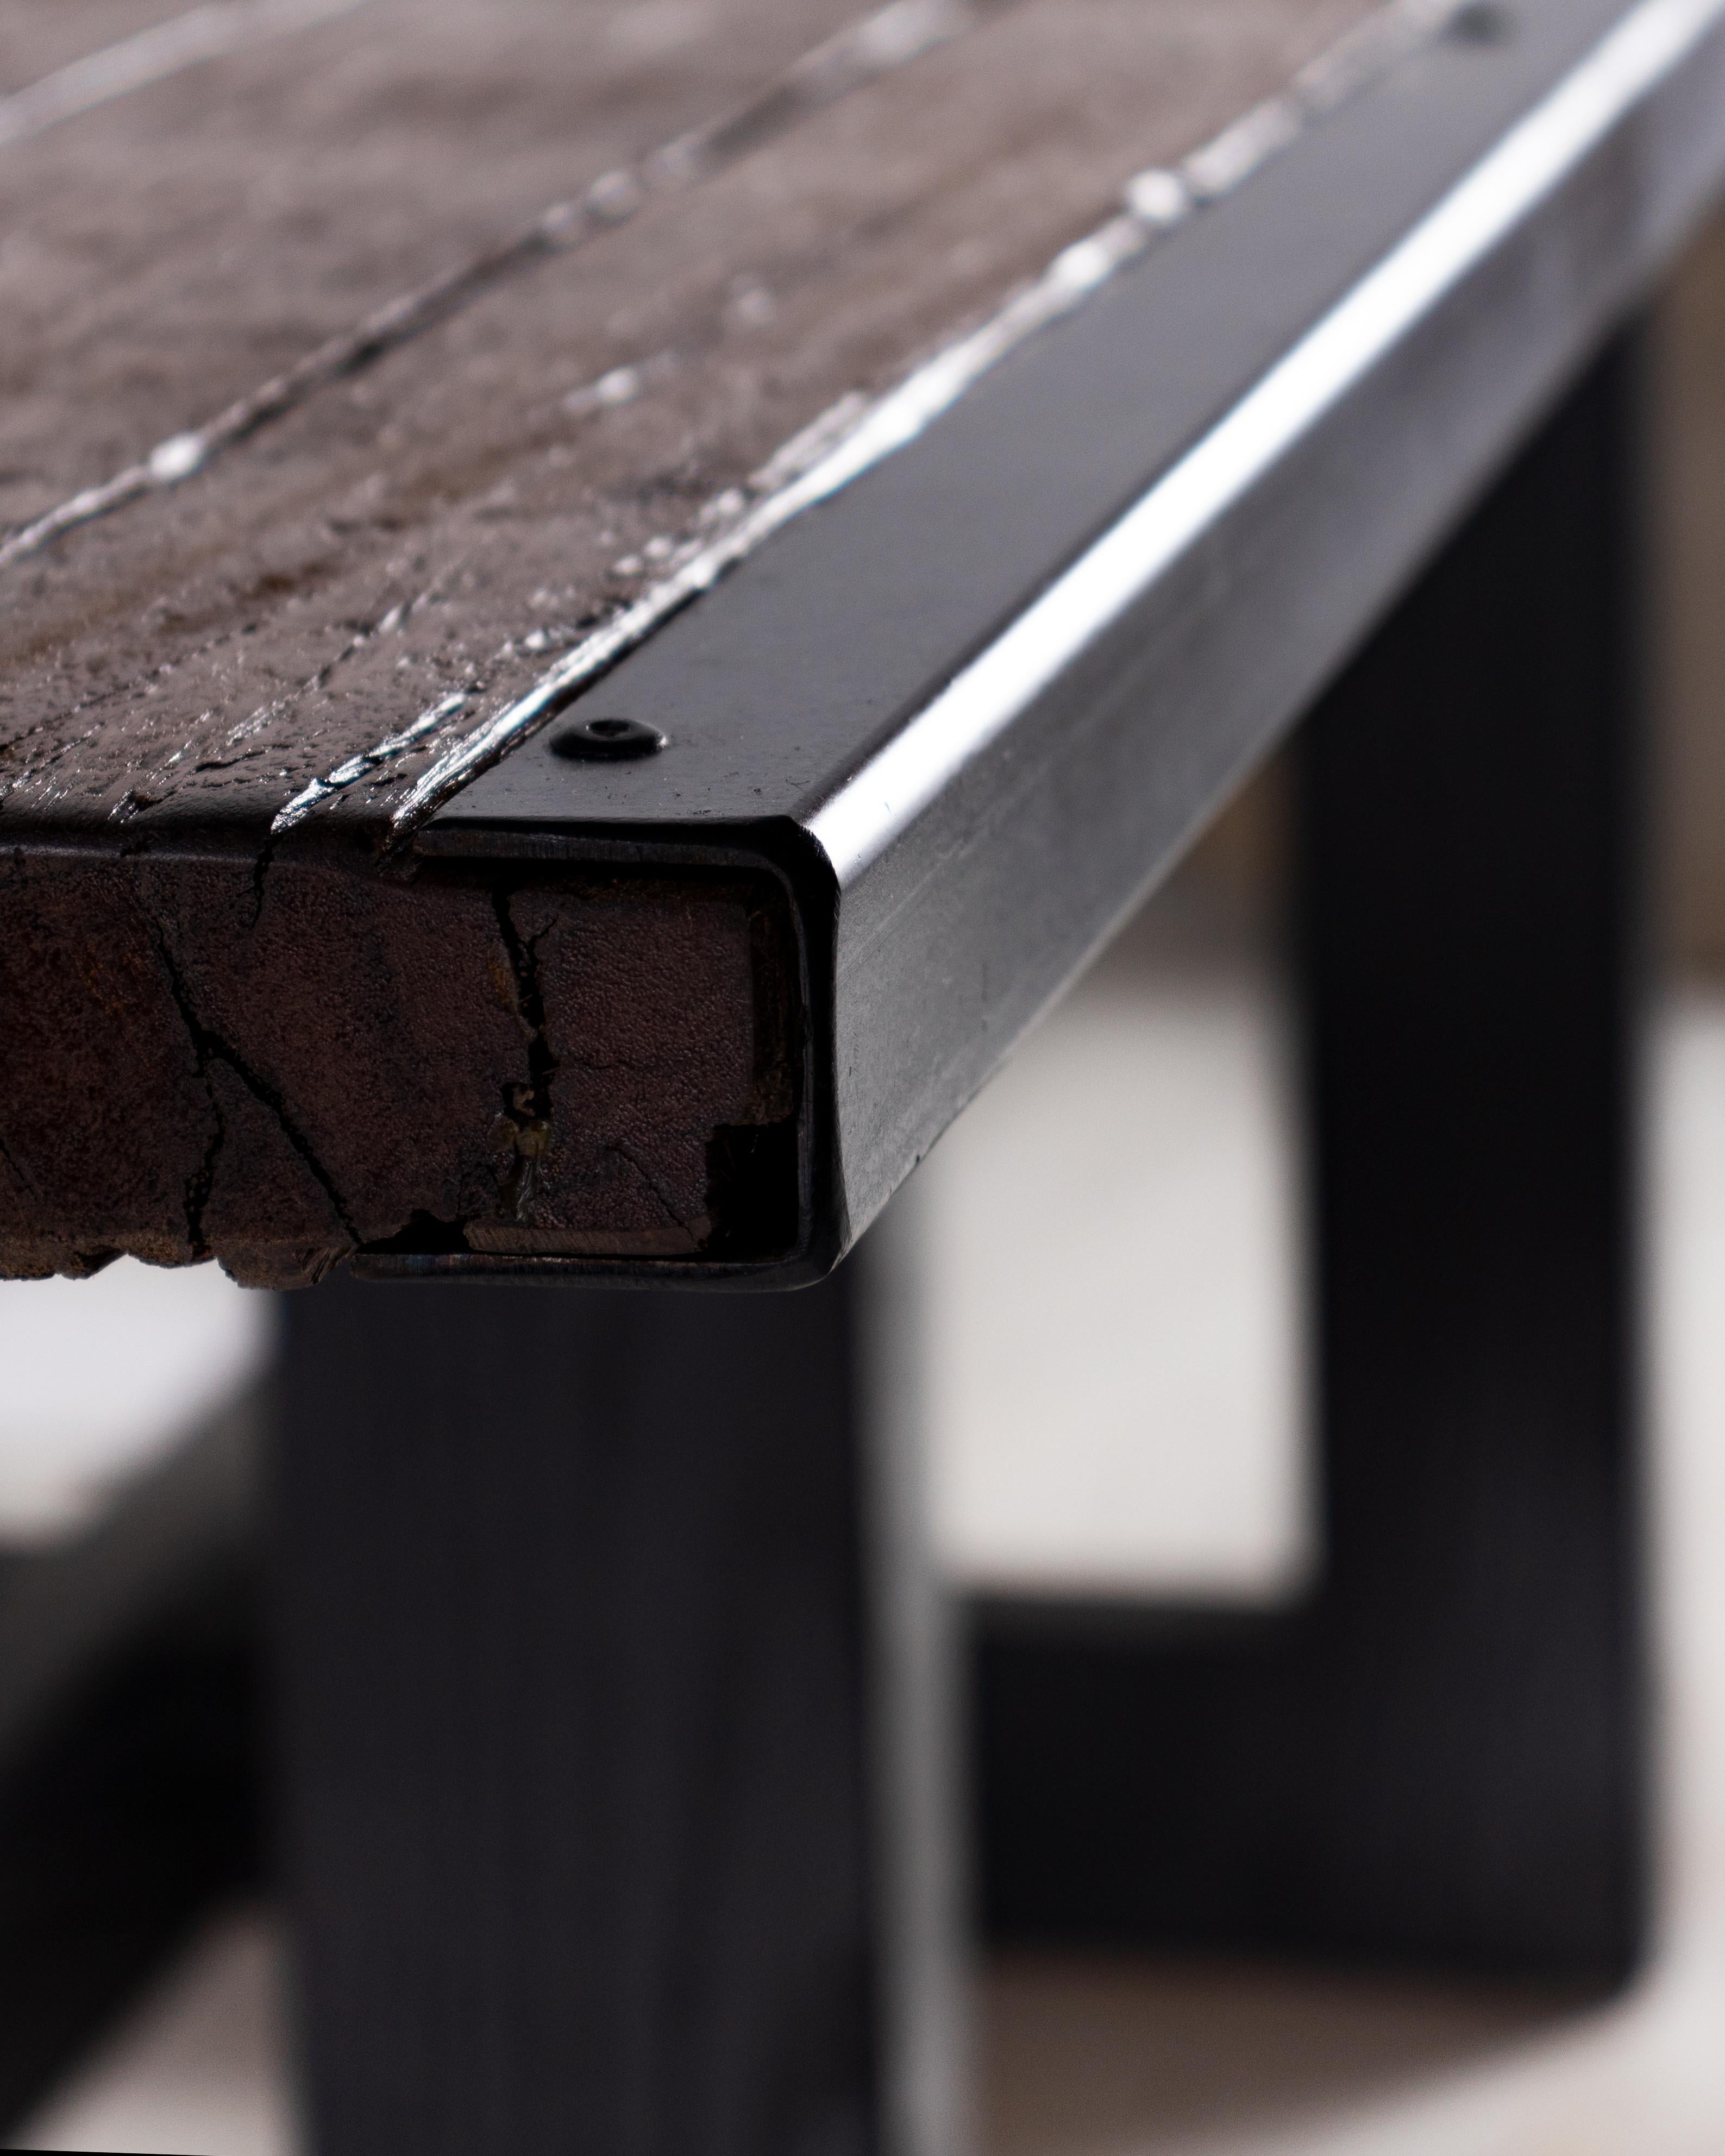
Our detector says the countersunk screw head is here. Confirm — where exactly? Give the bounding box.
[550,714,667,761]
[1448,1,1514,45]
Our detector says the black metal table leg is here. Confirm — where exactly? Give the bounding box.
[274,1217,959,2156]
[977,328,1648,1981]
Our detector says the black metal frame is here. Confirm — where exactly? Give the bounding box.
[977,331,1647,1982]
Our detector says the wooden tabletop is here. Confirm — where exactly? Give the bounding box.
[2,0,1718,1289]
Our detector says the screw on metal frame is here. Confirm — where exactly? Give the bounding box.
[549,715,667,760]
[1449,2,1515,45]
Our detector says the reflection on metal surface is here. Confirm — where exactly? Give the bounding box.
[807,0,1725,884]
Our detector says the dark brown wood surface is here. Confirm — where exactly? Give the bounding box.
[0,0,1373,1281]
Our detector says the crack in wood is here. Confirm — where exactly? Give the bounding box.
[148,928,362,1261]
[488,889,562,1222]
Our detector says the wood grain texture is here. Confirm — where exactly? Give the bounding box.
[0,0,1373,1277]
[0,853,799,1285]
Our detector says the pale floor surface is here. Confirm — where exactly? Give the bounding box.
[0,1260,269,1546]
[922,942,1311,1602]
[12,988,1725,2156]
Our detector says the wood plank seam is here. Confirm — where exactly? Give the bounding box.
[0,0,1001,580]
[0,0,373,150]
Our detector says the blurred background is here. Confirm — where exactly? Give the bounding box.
[7,67,1725,2156]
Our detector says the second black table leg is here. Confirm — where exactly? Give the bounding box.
[976,328,1648,1981]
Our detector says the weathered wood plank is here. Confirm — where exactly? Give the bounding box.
[0,851,798,1285]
